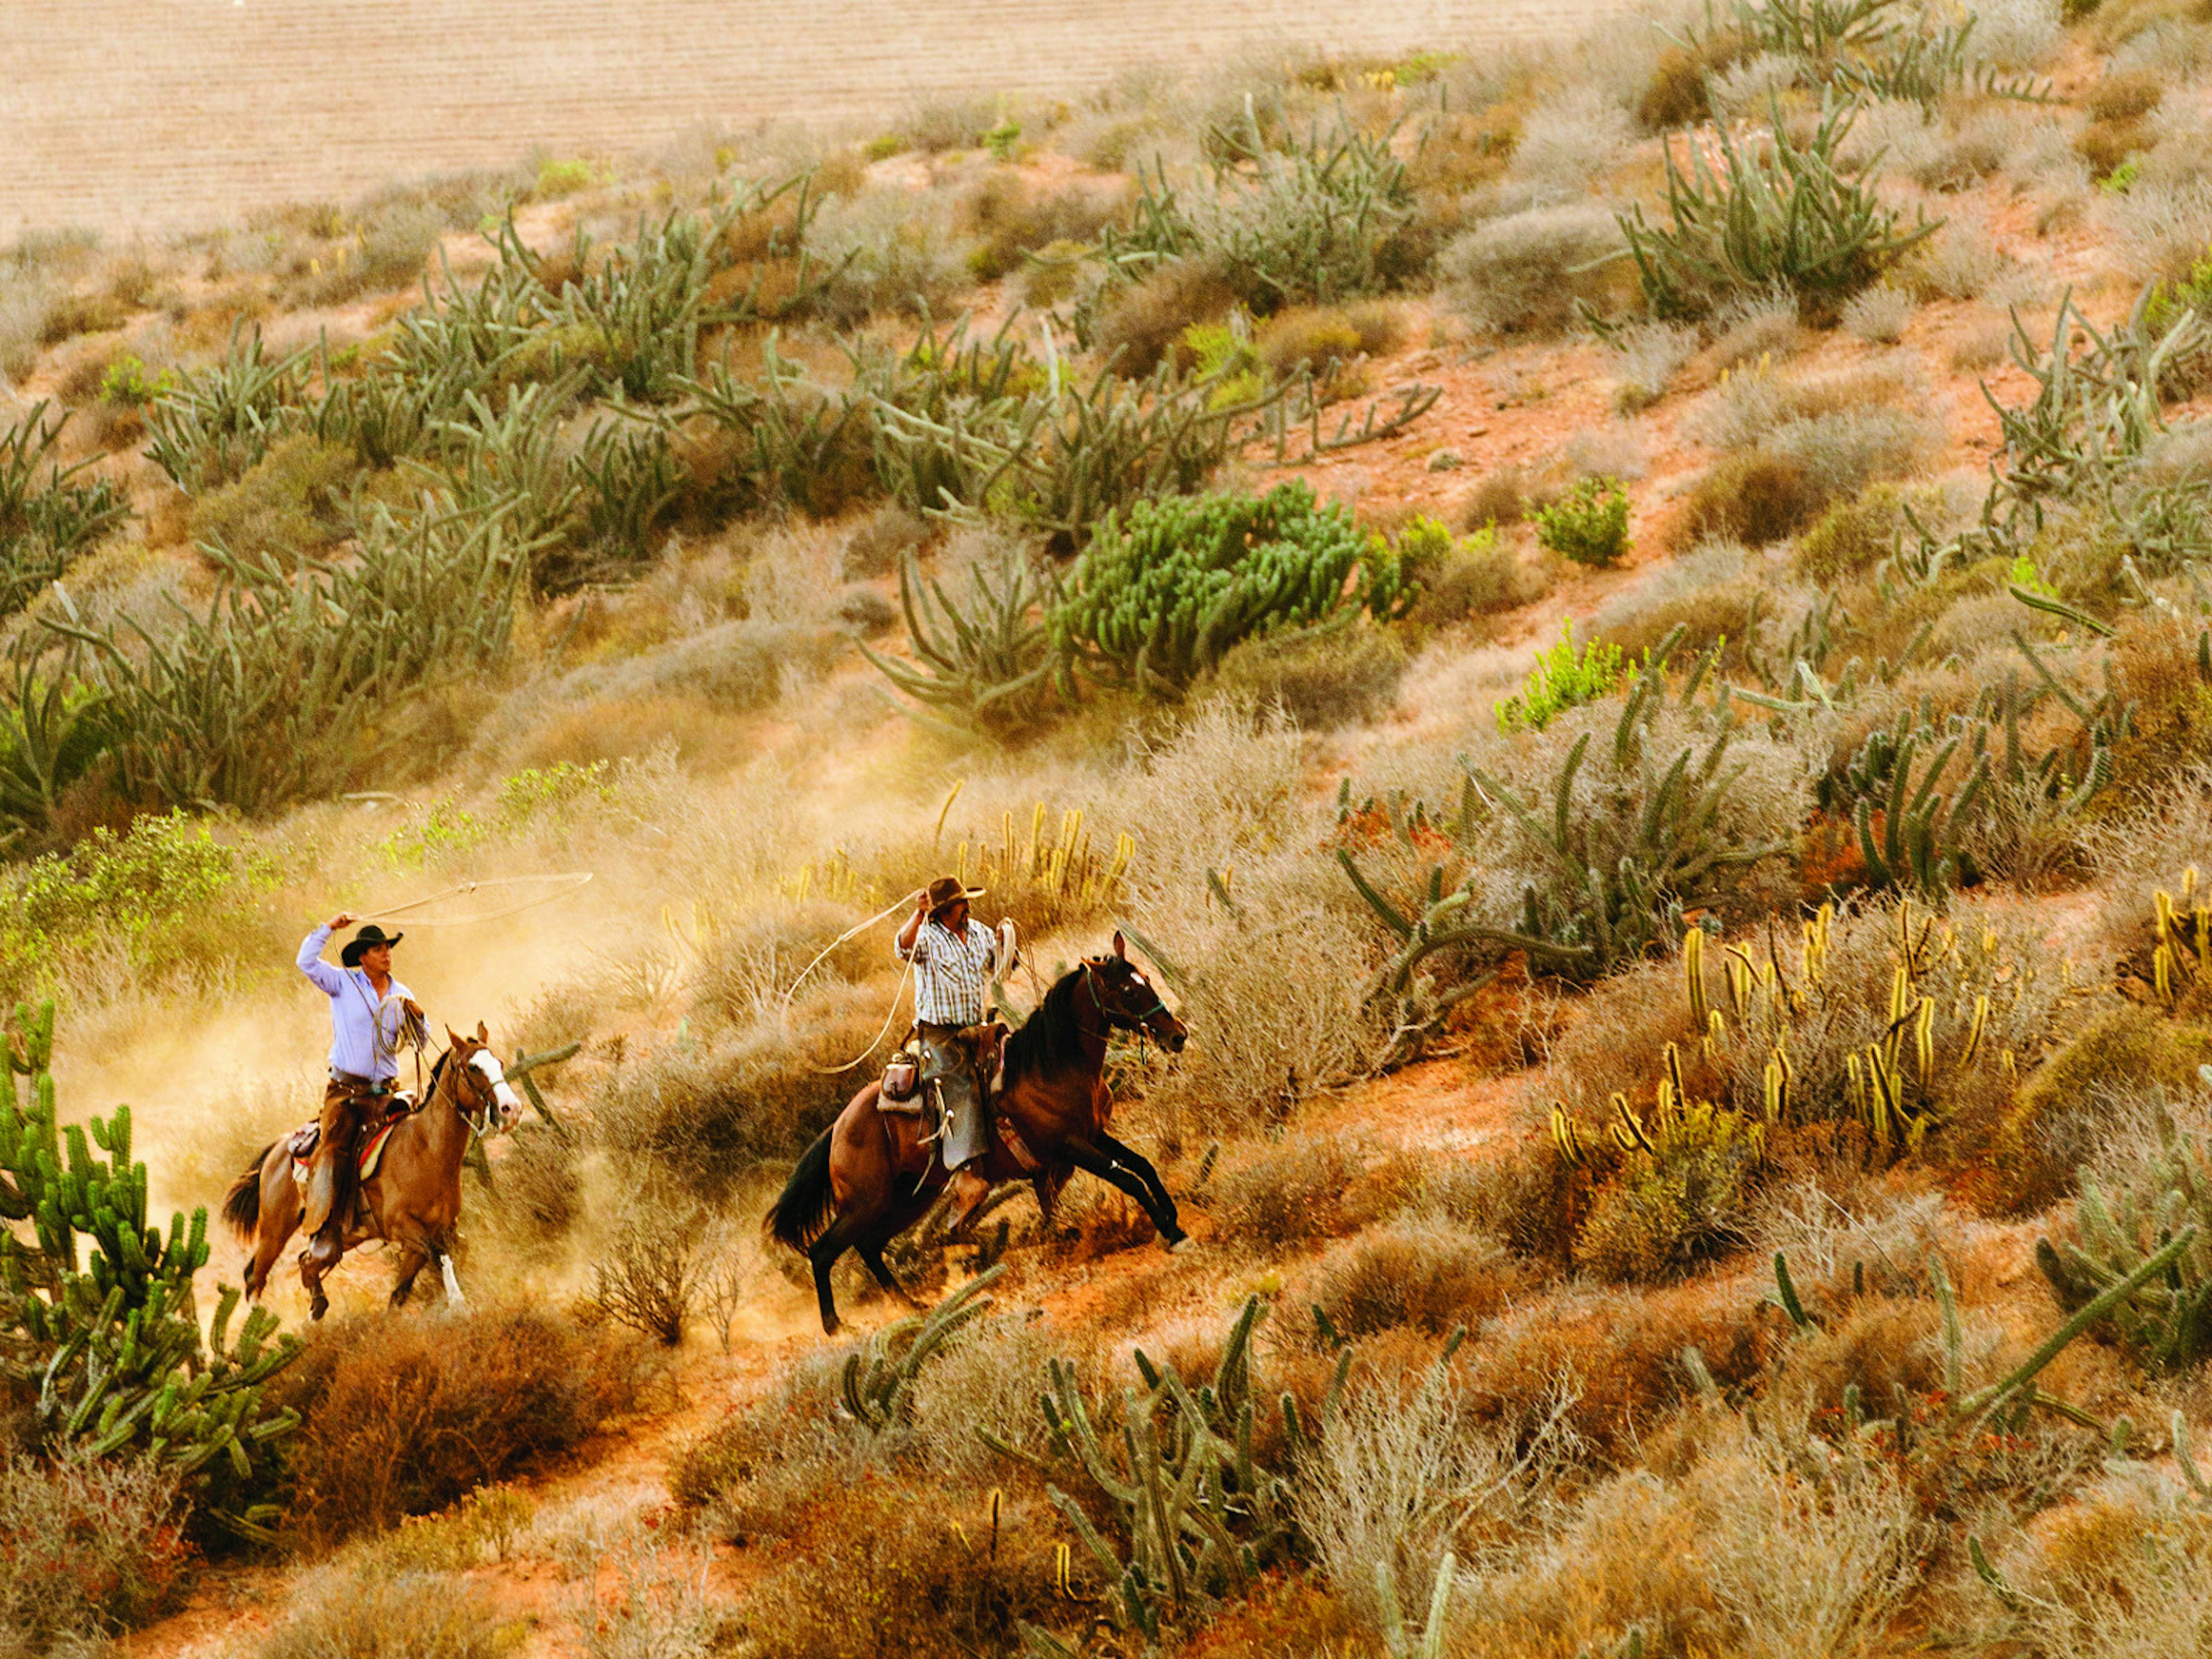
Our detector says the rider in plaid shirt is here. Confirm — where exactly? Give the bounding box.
[895,876,1016,1209]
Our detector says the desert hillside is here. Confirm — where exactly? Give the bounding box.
[6,2,2212,1657]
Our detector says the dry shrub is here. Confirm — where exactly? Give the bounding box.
[1440,203,1633,335]
[1689,1432,1924,1658]
[741,1483,1086,1659]
[256,1563,519,1659]
[961,170,1128,281]
[1408,535,1550,632]
[668,1350,861,1537]
[570,1535,725,1659]
[1303,1218,1524,1343]
[1596,561,1763,666]
[1457,1467,1718,1658]
[1295,1363,1577,1636]
[187,435,362,566]
[840,502,931,578]
[267,1308,644,1545]
[1576,1121,1759,1284]
[907,1313,1063,1480]
[2088,67,2164,125]
[1092,259,1241,374]
[1791,481,1928,582]
[0,1455,191,1649]
[1209,625,1408,729]
[1988,1004,2212,1213]
[476,1122,581,1256]
[589,1207,702,1344]
[1679,453,1821,547]
[1463,1279,1774,1454]
[1255,301,1404,386]
[1638,32,1746,130]
[590,986,885,1185]
[1999,1467,2212,1658]
[2101,616,2212,801]
[1457,467,1528,529]
[1213,1132,1366,1251]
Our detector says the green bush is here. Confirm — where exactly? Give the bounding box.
[1392,516,1545,629]
[1495,620,1633,733]
[0,812,278,997]
[1051,482,1410,696]
[1577,1102,1759,1281]
[186,435,359,566]
[1532,475,1631,567]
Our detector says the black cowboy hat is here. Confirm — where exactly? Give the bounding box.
[924,874,986,916]
[342,923,404,967]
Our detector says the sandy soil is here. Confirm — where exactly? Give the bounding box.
[3,0,1636,241]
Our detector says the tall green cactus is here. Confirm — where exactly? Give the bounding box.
[991,1296,1346,1649]
[839,1266,1003,1431]
[0,1001,300,1537]
[2036,1108,2212,1372]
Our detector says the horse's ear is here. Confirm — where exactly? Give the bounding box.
[446,1025,461,1047]
[1112,930,1127,960]
[475,1020,489,1044]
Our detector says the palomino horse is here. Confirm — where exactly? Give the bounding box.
[767,933,1188,1334]
[221,1025,521,1319]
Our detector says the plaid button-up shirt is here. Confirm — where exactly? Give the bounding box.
[897,916,998,1027]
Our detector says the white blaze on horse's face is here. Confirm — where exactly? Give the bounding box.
[470,1048,523,1130]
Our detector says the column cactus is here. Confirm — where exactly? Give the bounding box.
[988,1296,1347,1649]
[0,1001,301,1538]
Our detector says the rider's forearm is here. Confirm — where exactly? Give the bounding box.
[894,903,926,957]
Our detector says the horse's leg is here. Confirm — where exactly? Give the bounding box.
[1095,1133,1181,1240]
[389,1243,431,1308]
[248,1159,300,1301]
[807,1210,867,1336]
[855,1226,926,1312]
[1062,1135,1189,1249]
[435,1244,467,1308]
[1032,1164,1071,1237]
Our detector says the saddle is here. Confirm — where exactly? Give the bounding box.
[877,1025,1039,1172]
[288,1094,416,1189]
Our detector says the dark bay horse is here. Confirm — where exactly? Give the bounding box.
[221,1025,522,1319]
[767,933,1188,1333]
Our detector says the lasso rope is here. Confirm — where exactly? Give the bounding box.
[776,890,924,1075]
[358,873,596,927]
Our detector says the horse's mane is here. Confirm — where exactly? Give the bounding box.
[1001,965,1091,1086]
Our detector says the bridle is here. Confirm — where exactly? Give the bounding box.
[436,1046,505,1139]
[1081,959,1175,1045]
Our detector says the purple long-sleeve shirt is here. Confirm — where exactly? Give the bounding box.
[298,924,419,1081]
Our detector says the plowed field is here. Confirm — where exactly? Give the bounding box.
[3,0,1627,238]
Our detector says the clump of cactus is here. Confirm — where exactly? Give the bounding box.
[858,544,1060,736]
[1618,96,1940,324]
[0,1001,301,1539]
[47,491,540,813]
[0,403,130,618]
[1051,482,1410,698]
[1340,630,1789,1031]
[839,1267,1002,1432]
[986,1296,1347,1652]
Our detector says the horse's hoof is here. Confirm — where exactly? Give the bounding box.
[1166,1235,1196,1256]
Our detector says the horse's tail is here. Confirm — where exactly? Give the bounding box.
[221,1142,276,1240]
[765,1128,835,1255]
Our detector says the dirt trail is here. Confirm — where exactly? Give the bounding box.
[5,0,1638,241]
